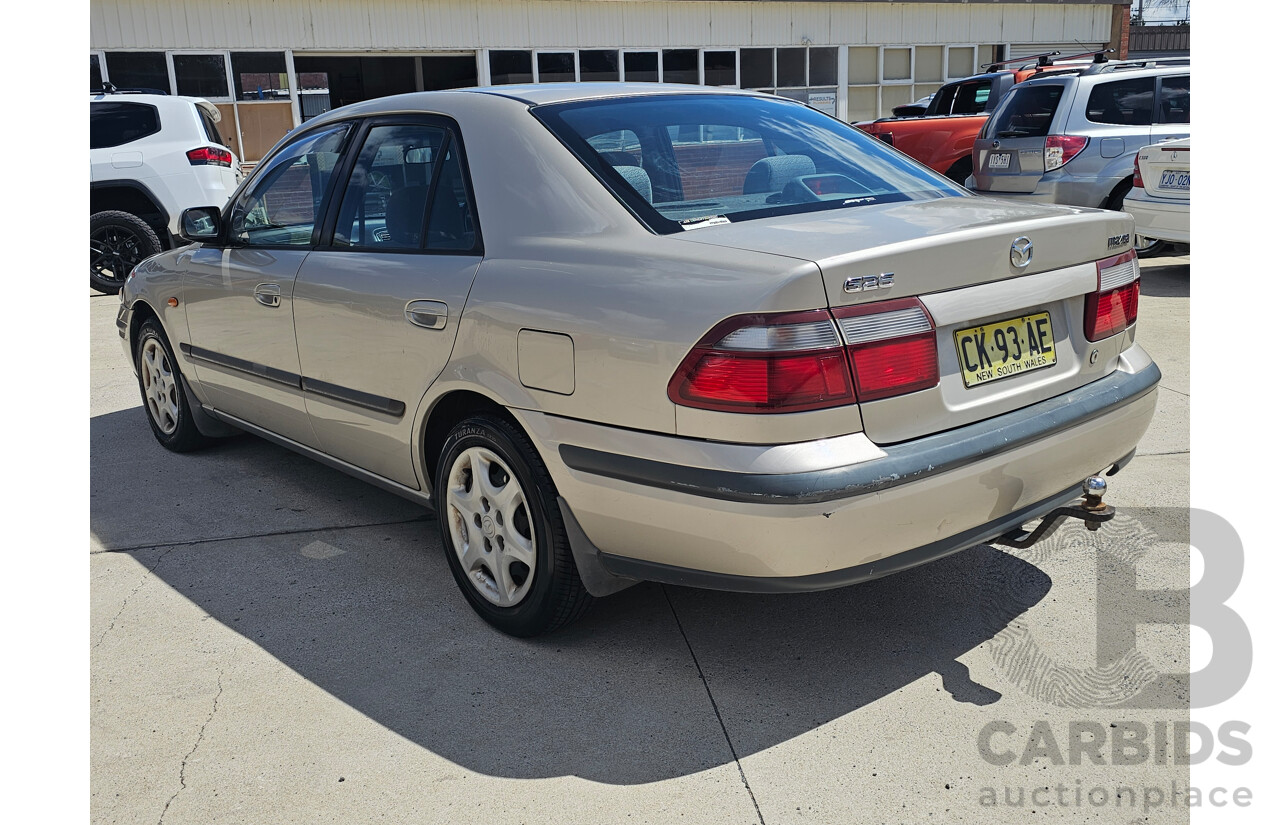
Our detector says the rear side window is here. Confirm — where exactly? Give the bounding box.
[1158,74,1190,124]
[988,84,1064,138]
[952,81,992,115]
[90,102,161,148]
[1086,77,1155,126]
[198,109,227,148]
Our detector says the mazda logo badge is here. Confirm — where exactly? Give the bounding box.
[1010,236,1033,268]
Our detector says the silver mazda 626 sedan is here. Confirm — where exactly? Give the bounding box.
[118,84,1159,636]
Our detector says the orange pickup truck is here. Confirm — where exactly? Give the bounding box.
[855,54,1097,184]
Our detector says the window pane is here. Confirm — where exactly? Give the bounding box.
[231,52,288,100]
[915,46,943,83]
[952,81,992,115]
[1086,77,1155,126]
[662,49,699,84]
[579,50,619,82]
[776,48,806,87]
[623,52,658,83]
[489,51,533,85]
[1158,75,1189,124]
[948,47,975,79]
[230,124,351,246]
[334,124,445,249]
[174,54,229,99]
[883,48,911,82]
[809,48,837,87]
[991,84,1066,138]
[847,86,877,122]
[104,52,168,93]
[740,49,773,89]
[421,55,478,91]
[848,47,878,85]
[703,51,736,87]
[426,145,477,251]
[91,55,103,91]
[198,109,227,147]
[90,102,160,149]
[537,52,575,83]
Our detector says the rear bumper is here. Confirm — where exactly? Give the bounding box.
[970,172,1117,209]
[1122,196,1190,243]
[518,348,1160,591]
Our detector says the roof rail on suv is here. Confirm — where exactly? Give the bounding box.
[1083,57,1191,74]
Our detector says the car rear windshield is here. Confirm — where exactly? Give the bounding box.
[535,94,965,233]
[987,84,1065,139]
[90,101,161,148]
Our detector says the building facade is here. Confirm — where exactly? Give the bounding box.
[90,0,1130,163]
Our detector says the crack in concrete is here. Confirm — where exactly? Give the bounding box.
[90,514,433,556]
[93,546,176,650]
[662,586,767,825]
[157,672,223,825]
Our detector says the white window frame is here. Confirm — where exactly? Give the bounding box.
[621,50,662,83]
[532,49,579,83]
[698,47,740,88]
[944,44,980,81]
[91,50,107,87]
[576,48,622,83]
[167,49,235,102]
[879,45,915,86]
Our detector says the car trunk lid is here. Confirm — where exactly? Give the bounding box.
[1137,139,1190,200]
[674,197,1139,444]
[970,82,1069,193]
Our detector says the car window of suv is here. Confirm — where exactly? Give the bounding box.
[333,124,447,250]
[90,102,161,149]
[198,109,227,148]
[228,123,351,246]
[1157,74,1189,124]
[1085,77,1155,126]
[988,84,1065,138]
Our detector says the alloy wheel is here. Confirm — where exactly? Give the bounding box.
[445,446,537,607]
[140,338,180,435]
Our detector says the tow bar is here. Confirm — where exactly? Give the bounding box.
[992,476,1115,550]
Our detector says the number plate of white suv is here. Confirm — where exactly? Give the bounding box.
[953,312,1057,388]
[1157,170,1190,191]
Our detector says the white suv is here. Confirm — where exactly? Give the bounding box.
[90,90,243,293]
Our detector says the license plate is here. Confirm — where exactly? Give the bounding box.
[988,152,1012,170]
[953,312,1056,389]
[1157,169,1190,191]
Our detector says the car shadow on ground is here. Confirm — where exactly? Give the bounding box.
[1138,260,1190,298]
[92,407,1053,784]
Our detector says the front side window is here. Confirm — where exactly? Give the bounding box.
[229,123,351,246]
[90,102,161,149]
[537,94,965,233]
[1086,77,1155,126]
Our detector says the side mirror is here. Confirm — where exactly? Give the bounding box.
[179,207,223,243]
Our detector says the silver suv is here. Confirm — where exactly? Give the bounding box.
[969,63,1189,253]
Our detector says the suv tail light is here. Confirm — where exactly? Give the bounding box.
[1085,250,1140,341]
[833,299,939,401]
[187,146,233,167]
[1044,135,1088,171]
[668,311,854,413]
[1132,154,1145,188]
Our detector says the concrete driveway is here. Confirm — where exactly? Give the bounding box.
[91,253,1191,824]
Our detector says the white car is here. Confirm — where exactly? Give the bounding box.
[1122,137,1189,254]
[90,90,243,294]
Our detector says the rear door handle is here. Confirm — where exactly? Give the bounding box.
[254,283,282,308]
[405,300,448,330]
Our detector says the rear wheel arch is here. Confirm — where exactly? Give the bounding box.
[90,182,171,248]
[1103,175,1135,211]
[944,155,973,185]
[421,390,518,494]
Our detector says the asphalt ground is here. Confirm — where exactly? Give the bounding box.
[91,251,1191,824]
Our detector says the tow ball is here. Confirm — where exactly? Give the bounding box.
[992,476,1116,550]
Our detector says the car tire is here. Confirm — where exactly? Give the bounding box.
[134,318,213,453]
[1103,184,1170,259]
[91,210,162,295]
[435,413,593,636]
[945,157,973,187]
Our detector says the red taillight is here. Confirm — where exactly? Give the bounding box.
[834,299,939,401]
[187,146,233,167]
[1045,135,1088,171]
[1085,250,1140,342]
[668,311,854,413]
[1132,154,1145,188]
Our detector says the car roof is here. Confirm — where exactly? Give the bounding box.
[1016,63,1190,87]
[91,92,222,121]
[463,82,766,106]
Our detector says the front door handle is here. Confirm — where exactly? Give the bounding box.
[254,283,282,308]
[405,300,448,330]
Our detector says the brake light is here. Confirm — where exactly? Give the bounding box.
[1132,154,1144,188]
[668,311,854,412]
[1044,135,1088,171]
[1085,250,1140,341]
[187,146,233,167]
[833,299,939,401]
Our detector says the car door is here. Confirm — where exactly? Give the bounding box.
[181,122,354,446]
[1150,73,1190,144]
[292,118,483,488]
